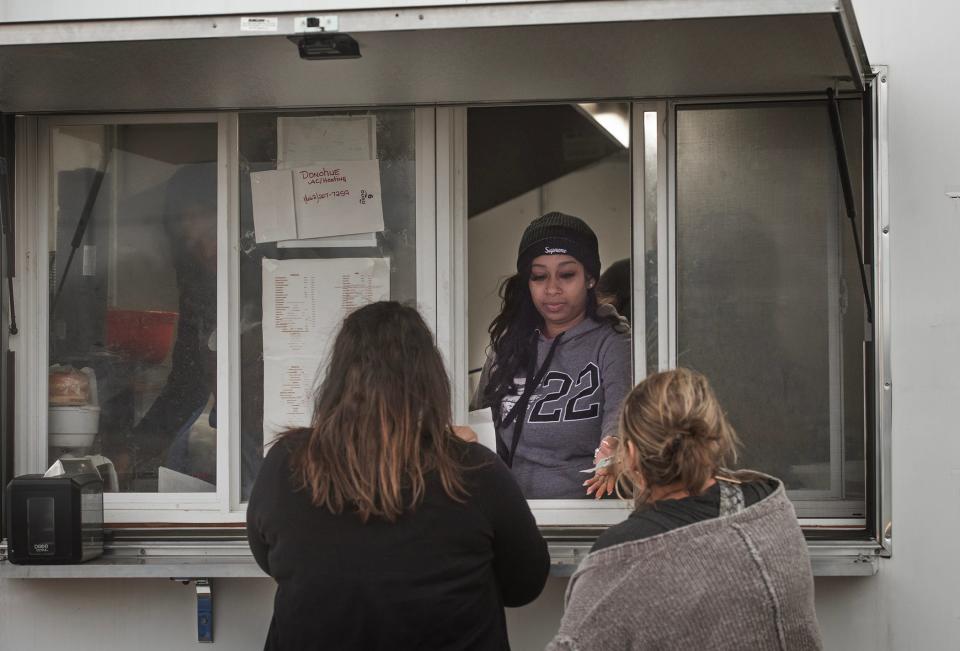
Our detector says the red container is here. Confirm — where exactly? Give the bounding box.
[105,309,179,364]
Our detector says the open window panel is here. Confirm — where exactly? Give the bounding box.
[462,100,665,526]
[660,74,890,549]
[670,94,874,533]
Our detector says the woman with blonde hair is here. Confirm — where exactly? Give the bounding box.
[549,368,822,650]
[247,301,549,651]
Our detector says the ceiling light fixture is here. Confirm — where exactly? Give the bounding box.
[577,102,630,148]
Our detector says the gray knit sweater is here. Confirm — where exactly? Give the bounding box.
[547,476,822,651]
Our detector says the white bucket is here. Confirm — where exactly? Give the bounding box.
[48,405,100,448]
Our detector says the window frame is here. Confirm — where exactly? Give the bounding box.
[8,76,890,544]
[870,65,892,555]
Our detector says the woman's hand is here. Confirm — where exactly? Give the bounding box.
[584,436,619,499]
[452,425,479,443]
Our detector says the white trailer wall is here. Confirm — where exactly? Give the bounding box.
[1,0,957,648]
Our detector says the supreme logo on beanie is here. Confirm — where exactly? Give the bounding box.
[517,212,601,280]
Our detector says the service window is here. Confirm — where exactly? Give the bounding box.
[464,96,874,527]
[465,102,644,524]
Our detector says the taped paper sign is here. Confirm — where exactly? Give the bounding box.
[250,160,384,242]
[277,115,376,168]
[292,160,384,239]
[251,169,297,243]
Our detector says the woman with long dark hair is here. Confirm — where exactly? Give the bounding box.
[247,301,549,651]
[472,212,632,499]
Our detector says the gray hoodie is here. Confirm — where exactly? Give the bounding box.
[474,317,632,499]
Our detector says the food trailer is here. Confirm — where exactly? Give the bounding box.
[0,0,916,648]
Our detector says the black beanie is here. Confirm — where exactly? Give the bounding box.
[517,212,601,280]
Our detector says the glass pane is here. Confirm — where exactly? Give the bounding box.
[47,122,219,493]
[838,99,866,506]
[642,111,659,375]
[238,109,417,501]
[676,102,866,510]
[466,103,633,499]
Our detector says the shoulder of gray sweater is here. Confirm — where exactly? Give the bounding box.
[545,636,579,651]
[574,475,793,572]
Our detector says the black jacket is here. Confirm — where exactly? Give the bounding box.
[247,436,550,651]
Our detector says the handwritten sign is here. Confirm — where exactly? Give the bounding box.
[291,160,384,239]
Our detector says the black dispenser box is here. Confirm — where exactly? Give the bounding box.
[6,472,104,564]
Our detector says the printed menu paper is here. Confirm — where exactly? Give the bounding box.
[261,257,390,446]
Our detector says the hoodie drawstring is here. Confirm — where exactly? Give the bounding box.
[496,332,564,467]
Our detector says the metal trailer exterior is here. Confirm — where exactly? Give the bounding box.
[0,1,950,649]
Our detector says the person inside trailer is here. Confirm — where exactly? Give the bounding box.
[471,212,632,499]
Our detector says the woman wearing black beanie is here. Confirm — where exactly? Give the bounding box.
[472,212,632,499]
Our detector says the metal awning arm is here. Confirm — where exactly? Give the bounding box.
[826,86,874,325]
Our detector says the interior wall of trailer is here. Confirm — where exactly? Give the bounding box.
[1,0,958,648]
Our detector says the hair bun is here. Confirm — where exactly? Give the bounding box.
[616,368,740,505]
[686,419,710,439]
